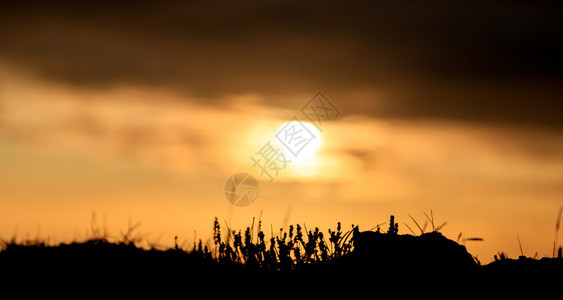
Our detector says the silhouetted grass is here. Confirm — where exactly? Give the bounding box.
[1,214,561,282]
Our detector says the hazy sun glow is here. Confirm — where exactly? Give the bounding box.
[276,121,322,165]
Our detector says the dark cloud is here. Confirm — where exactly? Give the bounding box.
[0,0,562,128]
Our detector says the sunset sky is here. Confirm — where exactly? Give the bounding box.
[1,1,562,262]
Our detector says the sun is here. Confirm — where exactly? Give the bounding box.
[275,121,322,166]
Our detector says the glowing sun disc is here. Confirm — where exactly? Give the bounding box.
[276,121,322,164]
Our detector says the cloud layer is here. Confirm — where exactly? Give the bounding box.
[1,0,562,127]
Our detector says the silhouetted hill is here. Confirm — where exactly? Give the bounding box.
[1,216,562,287]
[1,239,242,276]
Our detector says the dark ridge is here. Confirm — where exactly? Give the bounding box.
[1,215,561,286]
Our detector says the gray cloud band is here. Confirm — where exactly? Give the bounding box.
[1,1,562,128]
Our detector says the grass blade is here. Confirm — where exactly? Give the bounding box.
[409,214,424,235]
[404,223,416,235]
[554,206,563,257]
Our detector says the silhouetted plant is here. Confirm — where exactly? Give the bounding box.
[553,207,562,258]
[405,211,450,236]
[318,232,328,261]
[494,251,508,261]
[329,222,342,258]
[277,235,292,270]
[293,244,302,264]
[195,239,203,256]
[303,227,320,262]
[388,215,399,235]
[198,220,361,270]
[243,227,259,266]
[120,218,142,246]
[423,210,447,232]
[256,229,265,263]
[213,218,221,245]
[456,232,484,246]
[294,224,304,249]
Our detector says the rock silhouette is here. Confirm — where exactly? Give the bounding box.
[346,230,477,273]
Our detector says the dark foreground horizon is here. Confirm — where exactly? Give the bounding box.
[2,216,561,289]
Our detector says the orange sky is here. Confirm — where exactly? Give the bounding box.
[1,1,563,263]
[1,62,562,262]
